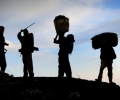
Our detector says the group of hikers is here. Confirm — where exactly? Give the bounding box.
[0,26,39,78]
[0,15,118,85]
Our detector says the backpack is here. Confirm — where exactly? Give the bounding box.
[28,33,34,50]
[18,33,34,54]
[67,34,75,54]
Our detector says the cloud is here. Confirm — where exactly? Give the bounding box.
[0,0,60,26]
[73,7,120,45]
[75,18,120,45]
[0,0,104,25]
[5,40,20,52]
[1,0,120,50]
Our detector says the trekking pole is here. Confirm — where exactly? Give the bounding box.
[25,23,35,29]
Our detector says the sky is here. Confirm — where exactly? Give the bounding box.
[0,0,120,85]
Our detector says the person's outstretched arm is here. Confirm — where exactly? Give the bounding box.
[4,42,9,46]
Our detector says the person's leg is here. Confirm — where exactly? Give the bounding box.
[106,60,113,83]
[27,53,34,77]
[22,54,28,77]
[97,60,106,81]
[65,55,72,78]
[0,53,7,72]
[58,54,64,77]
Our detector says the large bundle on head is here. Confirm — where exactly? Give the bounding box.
[54,15,69,34]
[91,32,118,49]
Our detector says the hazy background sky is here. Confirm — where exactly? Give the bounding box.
[0,0,120,85]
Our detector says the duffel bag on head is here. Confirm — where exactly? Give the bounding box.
[91,32,118,49]
[54,15,69,33]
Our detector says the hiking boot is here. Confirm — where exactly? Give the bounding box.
[31,77,38,81]
[0,70,5,73]
[29,73,34,78]
[23,75,28,78]
[95,79,102,82]
[110,82,116,85]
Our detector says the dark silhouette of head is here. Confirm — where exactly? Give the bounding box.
[0,26,5,33]
[23,29,29,36]
[29,33,33,36]
[59,32,65,36]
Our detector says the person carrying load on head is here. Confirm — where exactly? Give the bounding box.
[95,40,116,84]
[53,15,75,78]
[91,32,118,84]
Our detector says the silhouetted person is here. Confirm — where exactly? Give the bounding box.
[95,40,116,84]
[17,29,36,78]
[54,32,75,78]
[0,26,9,72]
